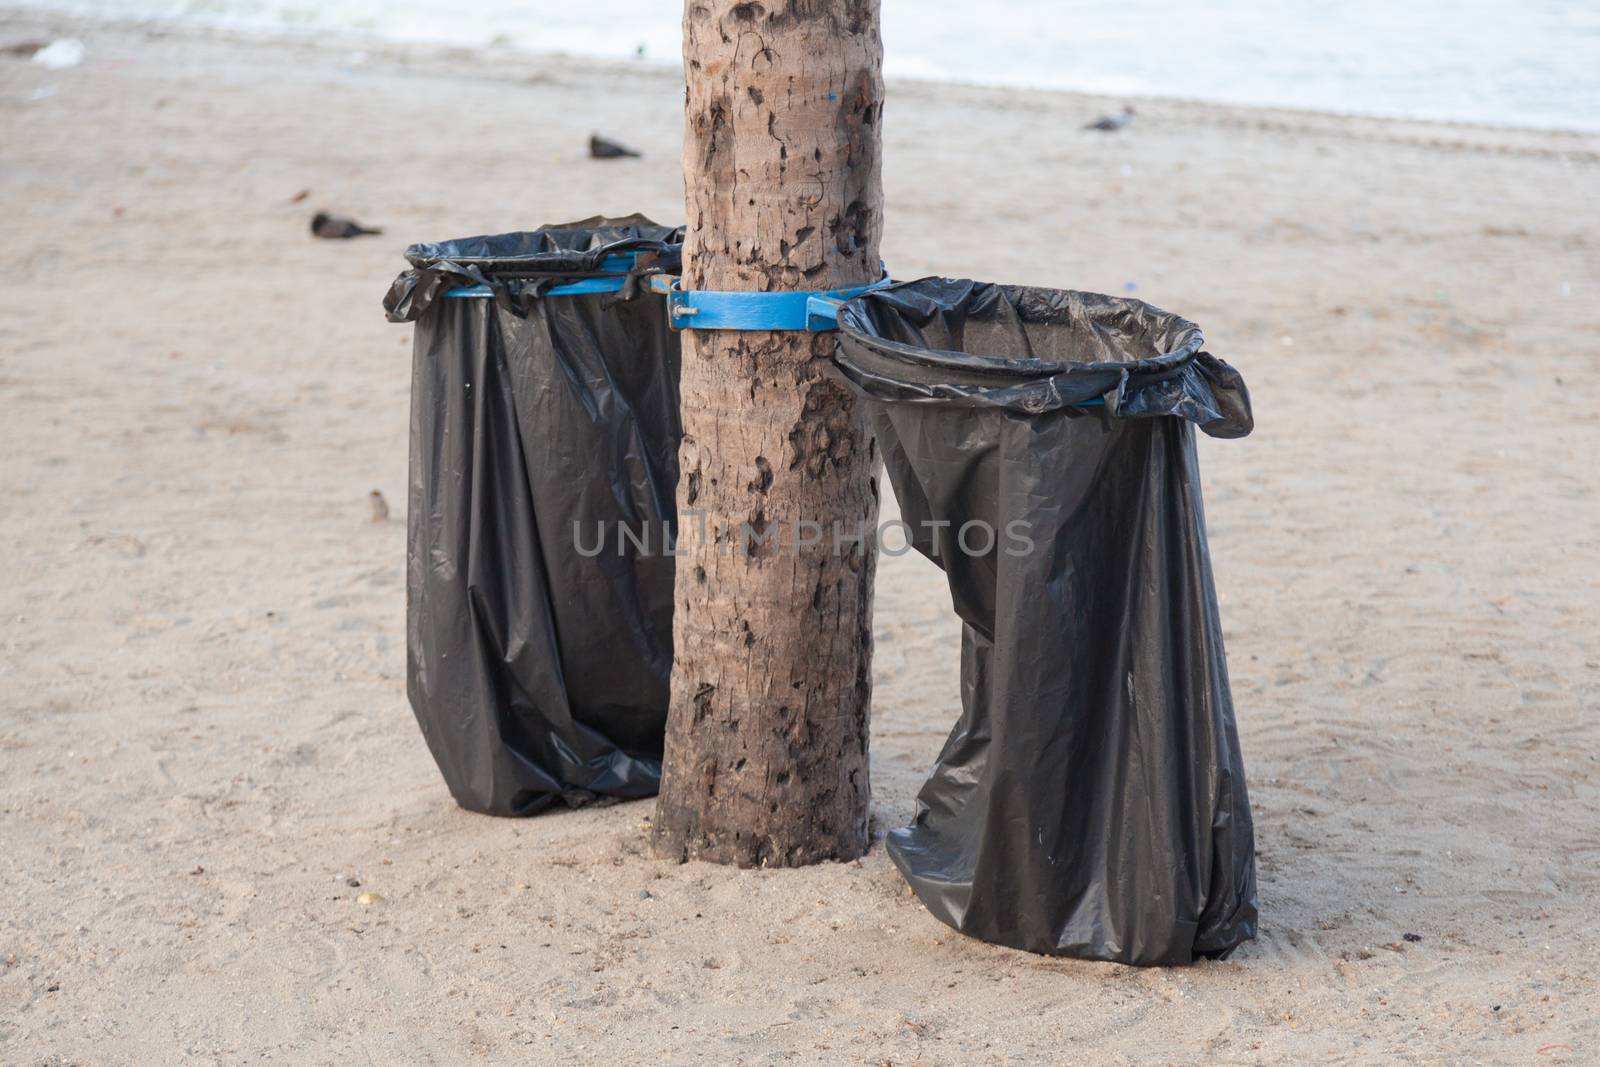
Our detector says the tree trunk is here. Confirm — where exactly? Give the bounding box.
[651,0,884,867]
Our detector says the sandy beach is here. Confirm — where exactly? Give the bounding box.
[2,10,1598,1065]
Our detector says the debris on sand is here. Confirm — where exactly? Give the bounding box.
[1084,106,1135,132]
[589,134,641,159]
[1,39,50,58]
[311,211,382,238]
[32,39,85,70]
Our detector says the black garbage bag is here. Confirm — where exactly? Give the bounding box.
[384,216,684,816]
[833,278,1257,965]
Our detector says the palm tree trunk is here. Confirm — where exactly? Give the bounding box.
[651,0,884,867]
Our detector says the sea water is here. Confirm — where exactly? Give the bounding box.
[8,0,1599,131]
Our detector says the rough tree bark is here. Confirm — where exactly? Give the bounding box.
[651,0,884,867]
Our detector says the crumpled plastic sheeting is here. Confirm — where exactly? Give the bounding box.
[386,218,682,816]
[384,214,685,324]
[835,278,1258,964]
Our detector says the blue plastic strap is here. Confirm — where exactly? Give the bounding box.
[591,252,647,274]
[444,275,627,299]
[443,251,649,299]
[648,272,892,332]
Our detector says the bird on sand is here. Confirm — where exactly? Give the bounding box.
[311,211,382,238]
[1084,106,1136,132]
[369,490,390,523]
[589,134,641,159]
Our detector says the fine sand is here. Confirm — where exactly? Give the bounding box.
[2,12,1598,1066]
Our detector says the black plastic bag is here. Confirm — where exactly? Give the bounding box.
[833,278,1258,965]
[384,216,684,816]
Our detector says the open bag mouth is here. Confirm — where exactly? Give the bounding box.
[386,215,684,322]
[400,214,685,272]
[835,278,1205,383]
[830,278,1249,437]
